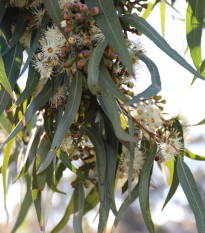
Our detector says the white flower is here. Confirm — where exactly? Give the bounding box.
[30,6,46,28]
[60,20,67,28]
[49,86,67,108]
[32,56,52,79]
[44,25,66,47]
[58,0,76,13]
[91,28,105,46]
[28,0,43,8]
[42,39,61,61]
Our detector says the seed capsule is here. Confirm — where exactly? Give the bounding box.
[90,6,99,16]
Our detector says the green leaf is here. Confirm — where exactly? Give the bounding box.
[19,13,49,77]
[177,157,205,232]
[142,1,159,19]
[125,51,161,105]
[186,0,205,70]
[0,54,15,101]
[85,0,133,74]
[139,143,157,233]
[2,76,62,146]
[160,1,166,38]
[73,182,85,233]
[60,151,90,181]
[15,64,40,106]
[99,63,127,102]
[83,186,99,215]
[43,0,67,39]
[82,125,106,184]
[162,158,179,210]
[2,10,28,56]
[0,113,10,133]
[193,118,205,126]
[51,193,74,233]
[0,42,22,116]
[99,85,135,142]
[37,72,82,174]
[121,14,205,81]
[11,176,32,233]
[2,133,15,207]
[184,148,205,161]
[32,160,43,230]
[111,182,140,233]
[88,40,108,94]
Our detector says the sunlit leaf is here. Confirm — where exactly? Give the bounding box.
[186,0,205,70]
[160,1,166,38]
[184,149,205,161]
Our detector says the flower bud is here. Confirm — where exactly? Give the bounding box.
[90,6,99,16]
[66,18,73,26]
[66,2,72,9]
[77,58,88,68]
[79,4,88,13]
[75,2,82,9]
[63,12,70,20]
[68,37,76,46]
[75,13,82,21]
[60,20,67,28]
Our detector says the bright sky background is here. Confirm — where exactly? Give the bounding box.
[1,0,205,232]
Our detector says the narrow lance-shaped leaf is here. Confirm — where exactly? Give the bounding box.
[2,133,15,207]
[88,39,108,94]
[184,148,205,161]
[139,143,157,233]
[124,51,161,105]
[0,54,15,101]
[11,176,32,233]
[83,186,99,215]
[85,0,133,74]
[177,157,205,233]
[73,182,85,233]
[0,43,22,116]
[83,125,106,185]
[160,1,166,38]
[186,0,205,70]
[121,14,205,81]
[142,1,160,19]
[162,158,179,210]
[99,63,127,102]
[1,76,62,147]
[0,1,7,25]
[51,194,74,233]
[99,85,135,142]
[37,72,82,174]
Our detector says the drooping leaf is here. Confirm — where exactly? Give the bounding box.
[19,13,49,77]
[82,125,106,184]
[73,181,85,233]
[184,148,205,161]
[2,76,62,146]
[2,10,28,56]
[59,152,90,181]
[139,143,157,233]
[121,14,205,81]
[125,51,161,109]
[11,176,32,233]
[99,62,127,102]
[142,1,159,19]
[88,39,108,94]
[0,54,15,101]
[177,157,205,232]
[15,64,40,107]
[0,42,22,116]
[0,1,7,25]
[37,72,82,174]
[83,186,99,215]
[2,132,15,207]
[43,0,67,39]
[51,194,74,233]
[99,85,135,142]
[193,118,205,126]
[160,1,166,38]
[111,182,140,233]
[186,0,205,70]
[162,158,179,210]
[85,0,133,74]
[0,113,10,134]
